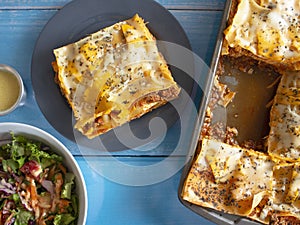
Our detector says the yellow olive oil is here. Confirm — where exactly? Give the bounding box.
[0,70,20,111]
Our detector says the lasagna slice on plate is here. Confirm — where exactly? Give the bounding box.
[52,14,180,139]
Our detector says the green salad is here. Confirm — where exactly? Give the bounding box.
[0,133,78,225]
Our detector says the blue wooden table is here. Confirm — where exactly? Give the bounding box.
[0,0,226,224]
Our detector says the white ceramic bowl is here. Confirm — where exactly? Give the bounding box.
[0,122,87,225]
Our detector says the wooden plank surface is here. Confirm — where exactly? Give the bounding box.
[76,156,216,225]
[0,0,226,10]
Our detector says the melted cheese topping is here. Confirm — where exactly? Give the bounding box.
[182,138,300,224]
[202,139,244,183]
[224,0,300,68]
[268,71,300,161]
[53,14,180,138]
[232,150,273,201]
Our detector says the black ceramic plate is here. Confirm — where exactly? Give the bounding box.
[31,0,194,151]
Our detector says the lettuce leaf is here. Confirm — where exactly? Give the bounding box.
[14,209,34,225]
[2,134,63,170]
[61,173,75,199]
[54,214,76,225]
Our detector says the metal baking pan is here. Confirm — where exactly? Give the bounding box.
[177,0,280,224]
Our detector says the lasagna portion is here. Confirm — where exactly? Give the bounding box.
[182,138,300,224]
[52,14,180,139]
[268,70,300,162]
[223,0,300,70]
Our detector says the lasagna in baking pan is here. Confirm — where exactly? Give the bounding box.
[268,70,300,162]
[182,63,300,224]
[181,0,300,224]
[52,14,180,139]
[182,138,300,224]
[223,0,300,70]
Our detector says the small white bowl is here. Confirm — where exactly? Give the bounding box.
[0,64,26,116]
[0,122,87,225]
